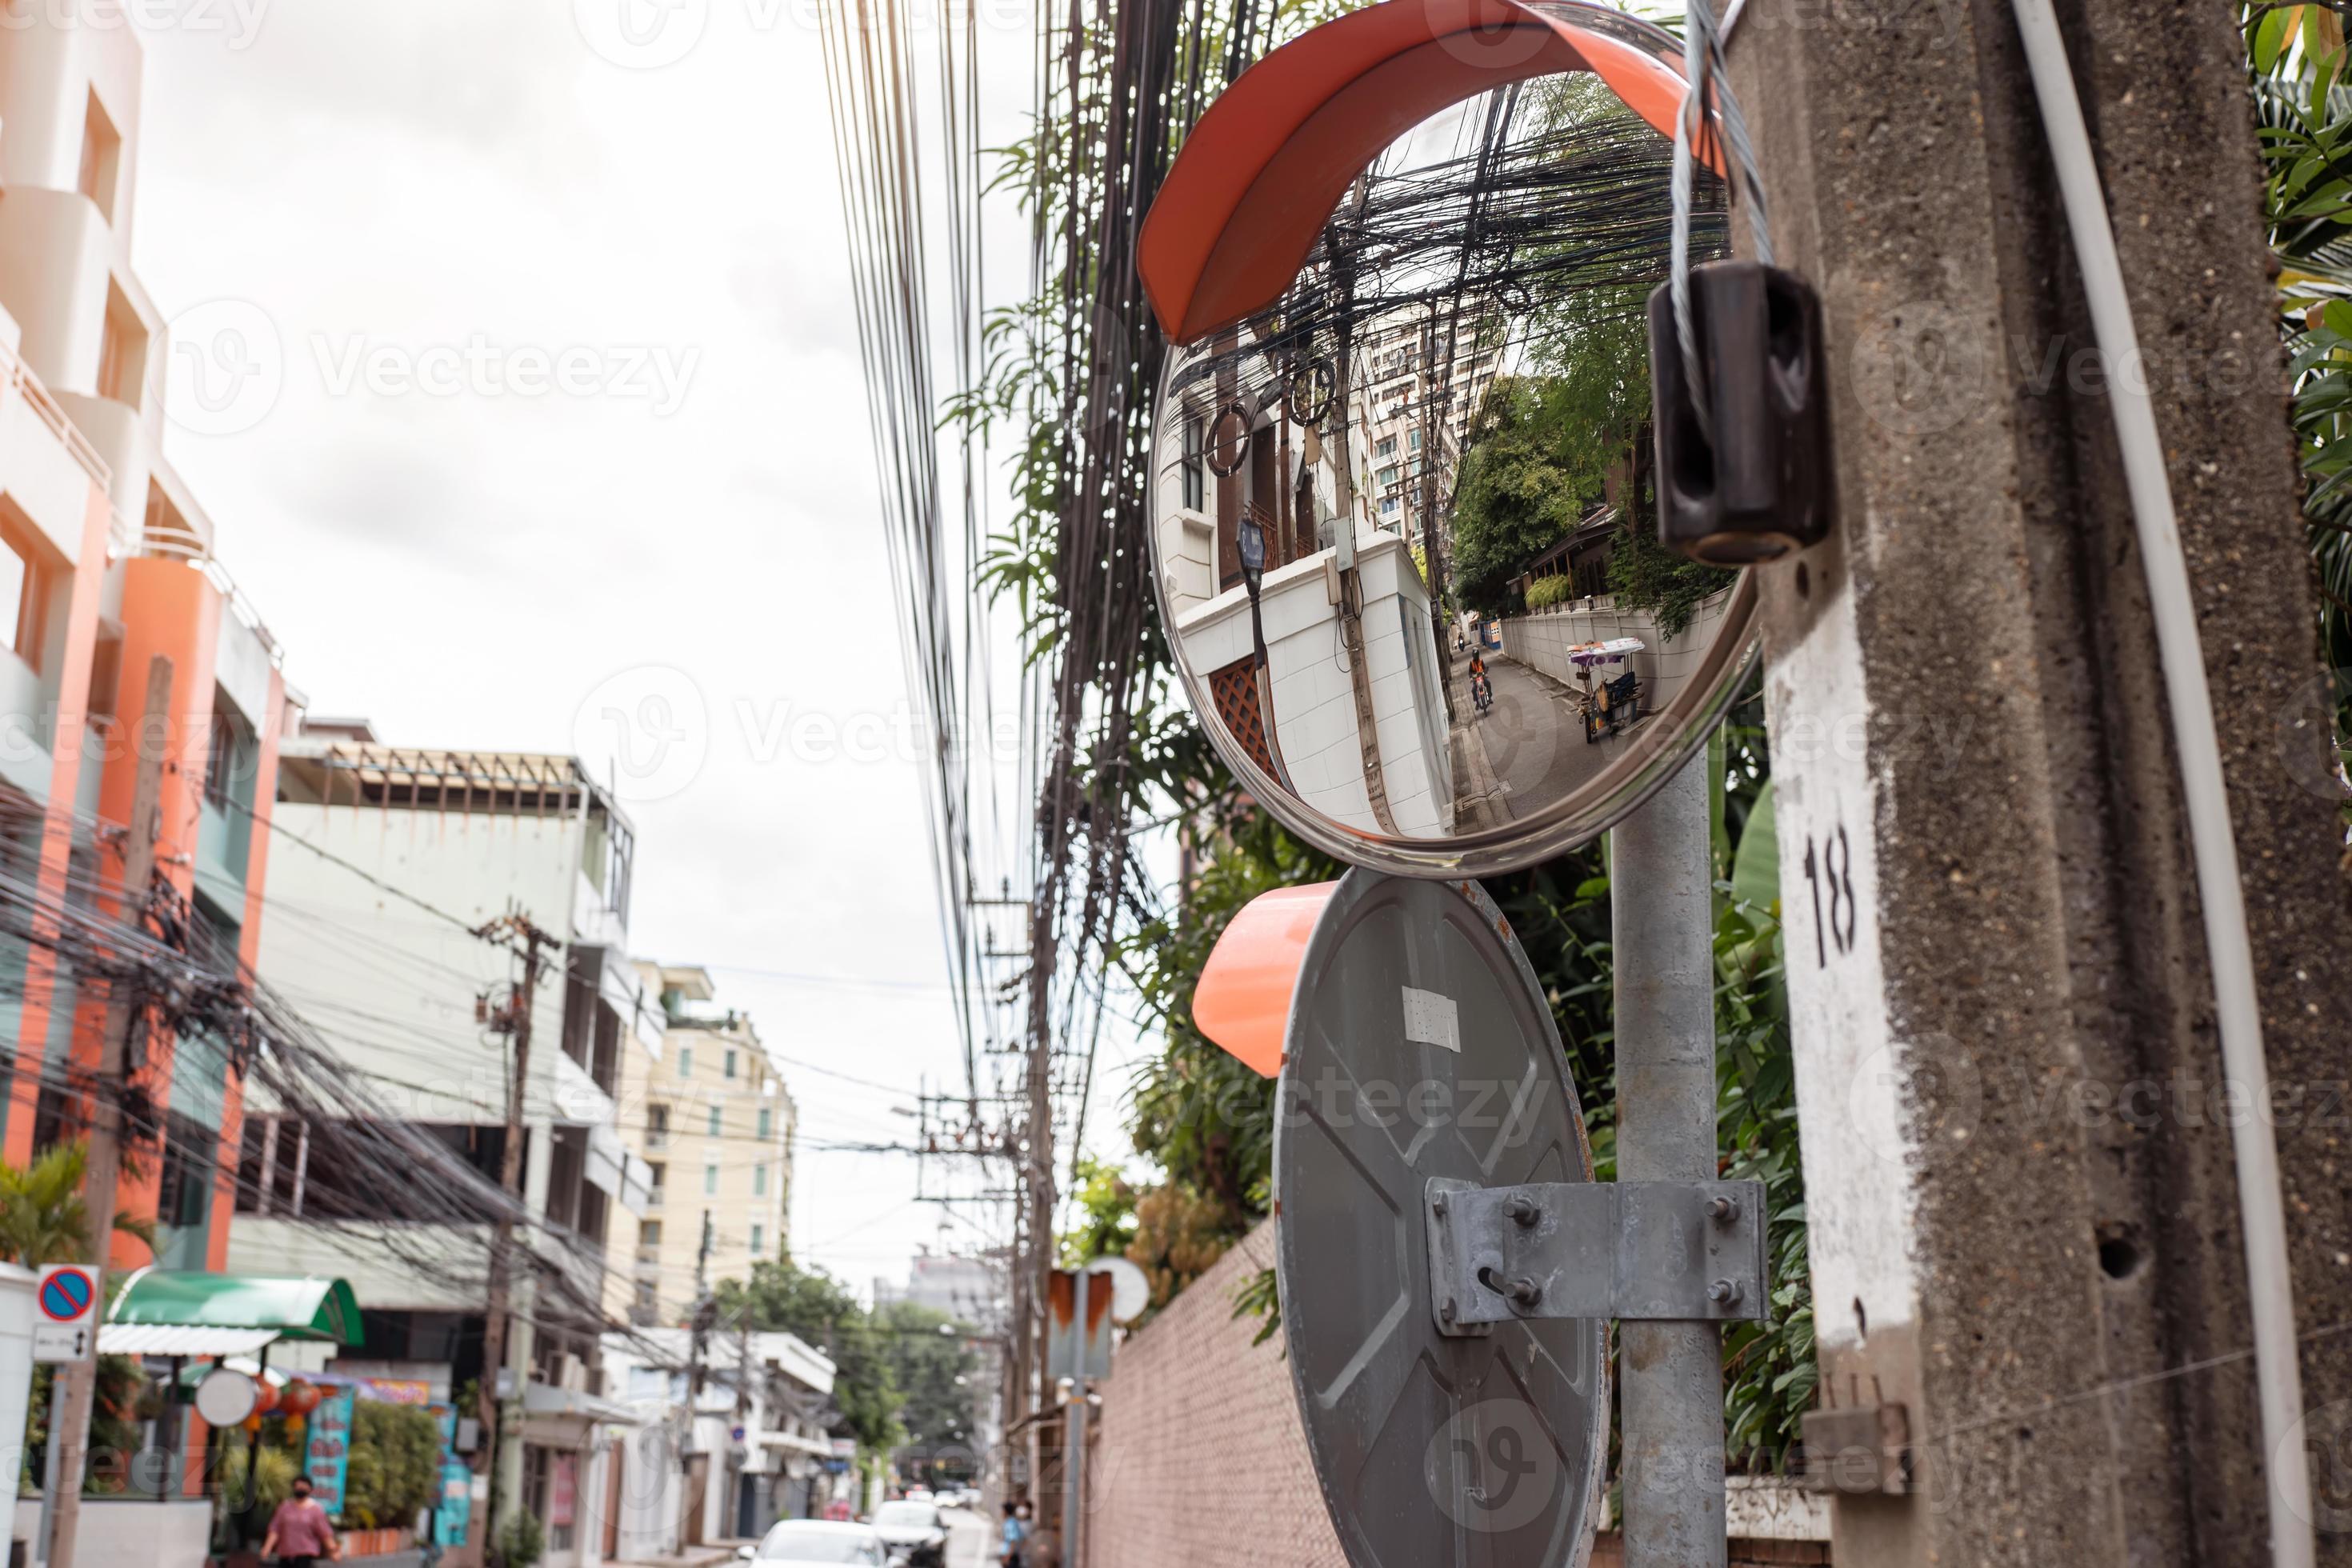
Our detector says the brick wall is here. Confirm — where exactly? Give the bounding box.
[1080,1220,1831,1568]
[1082,1222,1344,1568]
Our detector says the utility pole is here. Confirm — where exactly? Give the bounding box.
[1014,886,1054,1501]
[1610,758,1724,1568]
[1717,1,2352,1562]
[48,656,172,1568]
[1417,311,1450,654]
[683,1210,714,1544]
[475,909,556,1561]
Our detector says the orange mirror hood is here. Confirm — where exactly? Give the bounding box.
[1190,881,1341,1077]
[1138,0,1709,345]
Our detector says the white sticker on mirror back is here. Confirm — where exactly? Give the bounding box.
[1402,987,1460,1052]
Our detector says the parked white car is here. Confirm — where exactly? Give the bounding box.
[746,1521,893,1565]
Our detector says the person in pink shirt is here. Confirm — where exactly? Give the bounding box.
[262,1475,339,1566]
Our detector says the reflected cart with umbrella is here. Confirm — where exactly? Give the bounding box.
[1569,637,1646,743]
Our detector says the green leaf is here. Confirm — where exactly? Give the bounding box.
[1730,778,1780,914]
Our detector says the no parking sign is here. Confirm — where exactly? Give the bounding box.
[33,1264,99,1362]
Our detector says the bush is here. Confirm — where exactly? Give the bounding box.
[1524,574,1574,610]
[342,1401,443,1529]
[217,1439,301,1540]
[500,1510,546,1568]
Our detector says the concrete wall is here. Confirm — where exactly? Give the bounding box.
[255,797,587,1122]
[1082,1224,1831,1568]
[1173,533,1453,837]
[1082,1225,1342,1568]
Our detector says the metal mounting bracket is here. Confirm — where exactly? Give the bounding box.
[1426,1177,1770,1331]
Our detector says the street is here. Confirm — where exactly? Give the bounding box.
[1450,648,1627,826]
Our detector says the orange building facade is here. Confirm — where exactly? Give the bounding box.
[0,16,295,1278]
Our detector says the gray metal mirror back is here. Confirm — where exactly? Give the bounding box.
[1275,872,1606,1568]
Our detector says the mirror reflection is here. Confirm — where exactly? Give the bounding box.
[1151,82,1743,850]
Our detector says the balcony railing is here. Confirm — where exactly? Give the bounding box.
[645,1186,666,1209]
[142,517,285,667]
[0,337,110,491]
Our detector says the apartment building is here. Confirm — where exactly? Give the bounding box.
[1351,306,1506,540]
[610,963,796,1328]
[234,726,656,1568]
[0,6,296,1283]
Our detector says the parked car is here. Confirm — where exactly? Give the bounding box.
[745,1521,891,1565]
[903,1486,934,1503]
[869,1500,950,1568]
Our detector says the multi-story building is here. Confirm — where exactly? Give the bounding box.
[0,0,298,1292]
[599,1327,841,1554]
[1350,306,1506,542]
[610,963,795,1328]
[234,726,655,1568]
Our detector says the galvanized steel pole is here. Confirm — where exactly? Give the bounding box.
[1610,756,1725,1568]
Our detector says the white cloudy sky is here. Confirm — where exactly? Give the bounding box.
[130,0,1130,1300]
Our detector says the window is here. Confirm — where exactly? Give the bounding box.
[677,1046,692,1078]
[85,628,122,728]
[724,1049,737,1080]
[1409,430,1422,451]
[703,1163,718,1195]
[646,1104,669,1148]
[757,1107,772,1141]
[0,530,35,672]
[1181,414,1206,511]
[639,1218,662,1248]
[750,1223,766,1256]
[1375,435,1397,458]
[204,707,252,810]
[754,1164,768,1198]
[78,91,121,222]
[1376,466,1398,488]
[706,1105,722,1138]
[1379,497,1399,517]
[647,1161,666,1194]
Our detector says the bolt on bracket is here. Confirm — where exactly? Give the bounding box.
[1426,1177,1770,1332]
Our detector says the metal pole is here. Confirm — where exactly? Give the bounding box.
[1609,755,1724,1568]
[1061,1271,1087,1568]
[50,654,172,1568]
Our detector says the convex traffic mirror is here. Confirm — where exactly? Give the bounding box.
[1139,0,1758,878]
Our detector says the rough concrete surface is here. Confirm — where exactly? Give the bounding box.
[1731,0,2352,1562]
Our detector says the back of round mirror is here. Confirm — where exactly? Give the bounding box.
[1148,85,1757,878]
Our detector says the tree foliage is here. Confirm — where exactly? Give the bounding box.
[1452,377,1610,616]
[875,1302,979,1478]
[716,1258,902,1457]
[0,1141,154,1267]
[342,1401,443,1529]
[2252,2,2352,806]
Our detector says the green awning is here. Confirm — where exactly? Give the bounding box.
[108,1272,364,1346]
